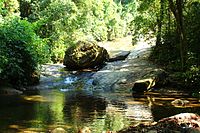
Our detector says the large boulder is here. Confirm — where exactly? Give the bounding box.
[63,41,109,70]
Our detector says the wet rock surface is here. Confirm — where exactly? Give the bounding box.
[108,50,130,62]
[35,36,164,93]
[91,42,158,91]
[118,113,200,133]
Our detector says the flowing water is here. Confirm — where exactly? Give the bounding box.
[0,77,200,133]
[0,38,200,133]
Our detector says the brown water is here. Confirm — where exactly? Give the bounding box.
[0,87,200,133]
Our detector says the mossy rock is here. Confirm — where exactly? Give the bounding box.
[63,41,109,70]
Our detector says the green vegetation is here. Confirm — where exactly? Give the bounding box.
[0,18,49,87]
[26,0,133,62]
[133,0,200,90]
[0,0,200,90]
[0,0,134,87]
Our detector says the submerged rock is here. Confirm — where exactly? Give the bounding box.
[171,99,190,106]
[63,41,109,70]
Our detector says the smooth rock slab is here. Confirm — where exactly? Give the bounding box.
[108,50,130,62]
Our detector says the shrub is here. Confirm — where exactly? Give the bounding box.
[0,18,49,87]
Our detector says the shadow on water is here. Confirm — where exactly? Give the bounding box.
[0,85,200,132]
[132,90,200,122]
[0,64,200,132]
[0,88,130,133]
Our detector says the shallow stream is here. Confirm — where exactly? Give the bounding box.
[0,79,200,133]
[0,38,200,133]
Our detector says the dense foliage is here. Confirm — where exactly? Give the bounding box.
[0,0,135,87]
[0,18,49,87]
[23,0,134,62]
[133,0,200,89]
[1,0,200,89]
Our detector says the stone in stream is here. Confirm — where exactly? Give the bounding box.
[171,99,190,106]
[108,50,130,62]
[63,41,109,70]
[132,69,168,92]
[132,78,156,93]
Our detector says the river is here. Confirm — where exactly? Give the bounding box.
[0,37,200,133]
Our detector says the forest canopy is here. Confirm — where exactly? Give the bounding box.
[0,0,200,89]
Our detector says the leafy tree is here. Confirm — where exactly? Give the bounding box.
[21,0,132,62]
[136,0,200,89]
[132,0,158,43]
[0,0,20,22]
[185,1,200,65]
[0,18,49,87]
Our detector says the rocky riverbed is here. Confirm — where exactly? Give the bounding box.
[1,36,200,133]
[32,36,200,132]
[34,36,158,92]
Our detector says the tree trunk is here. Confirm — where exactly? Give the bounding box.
[156,0,164,45]
[167,1,171,34]
[168,0,187,70]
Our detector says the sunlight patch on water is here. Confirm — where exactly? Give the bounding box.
[125,104,153,121]
[121,64,130,68]
[98,70,114,73]
[23,95,47,102]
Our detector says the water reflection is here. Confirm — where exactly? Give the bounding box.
[0,88,200,132]
[0,90,131,133]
